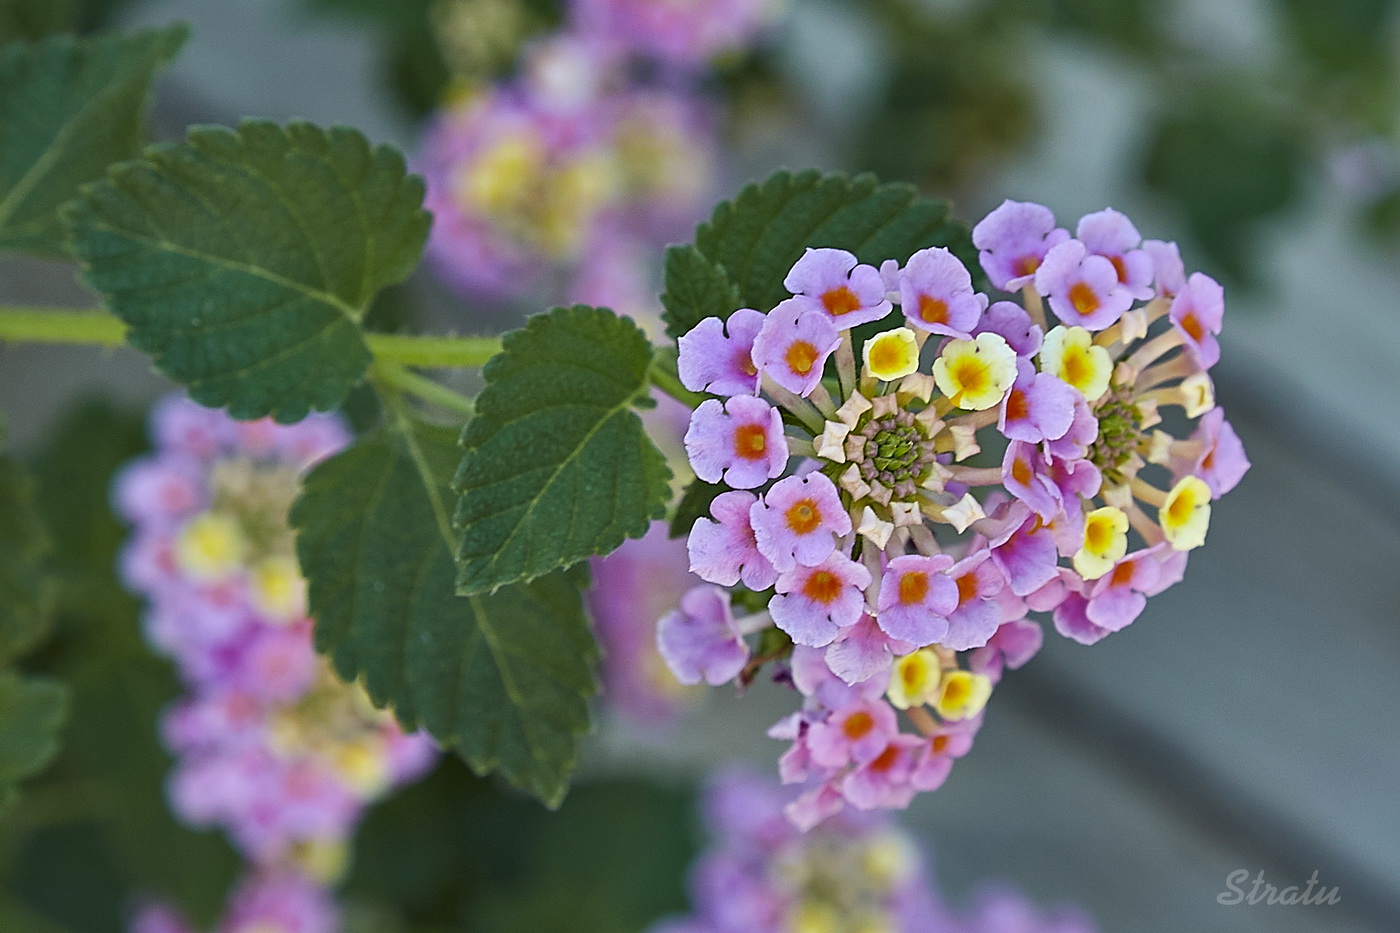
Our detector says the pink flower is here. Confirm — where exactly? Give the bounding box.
[678,309,765,396]
[875,554,958,645]
[1144,238,1185,297]
[987,506,1061,597]
[897,247,987,338]
[840,735,923,810]
[941,551,1005,651]
[783,248,892,327]
[1035,239,1134,331]
[974,300,1044,357]
[1179,408,1250,497]
[657,585,751,686]
[807,698,898,768]
[1169,272,1225,369]
[999,360,1077,444]
[1055,546,1187,643]
[770,554,873,648]
[972,200,1071,291]
[687,491,779,589]
[589,521,699,723]
[221,870,339,933]
[1076,208,1153,301]
[750,473,851,573]
[683,396,788,489]
[969,618,1044,678]
[750,298,840,396]
[823,614,915,685]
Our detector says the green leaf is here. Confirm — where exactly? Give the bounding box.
[453,305,672,595]
[0,0,74,42]
[64,120,431,422]
[0,25,186,257]
[694,169,975,315]
[0,673,67,805]
[660,243,743,340]
[0,456,50,665]
[292,414,599,807]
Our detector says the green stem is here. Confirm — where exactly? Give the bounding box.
[0,307,127,346]
[373,360,475,417]
[0,306,503,369]
[648,350,705,409]
[366,333,502,368]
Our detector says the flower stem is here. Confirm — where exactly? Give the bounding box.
[0,307,127,346]
[0,306,504,370]
[365,333,501,368]
[648,350,706,409]
[373,360,476,417]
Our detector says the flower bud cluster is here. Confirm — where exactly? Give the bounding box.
[663,202,1250,826]
[649,769,1100,933]
[115,397,438,930]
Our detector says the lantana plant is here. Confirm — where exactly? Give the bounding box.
[0,17,1244,922]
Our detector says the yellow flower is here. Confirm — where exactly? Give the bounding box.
[1160,476,1211,550]
[1073,506,1129,580]
[249,555,306,623]
[174,511,246,582]
[933,669,992,720]
[932,333,1017,410]
[862,327,920,381]
[1040,325,1111,403]
[887,649,941,710]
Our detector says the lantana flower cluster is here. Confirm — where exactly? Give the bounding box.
[420,33,719,310]
[571,0,782,69]
[650,769,1099,933]
[663,202,1250,827]
[115,397,437,933]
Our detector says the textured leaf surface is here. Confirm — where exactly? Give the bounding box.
[0,25,184,256]
[694,169,975,315]
[0,456,50,665]
[65,120,431,422]
[293,416,598,807]
[660,243,743,339]
[453,305,672,595]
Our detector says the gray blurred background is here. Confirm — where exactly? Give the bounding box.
[1,1,1397,931]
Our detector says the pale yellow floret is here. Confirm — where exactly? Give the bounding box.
[334,738,391,797]
[932,333,1017,410]
[174,511,247,582]
[863,327,921,381]
[1179,371,1215,418]
[1160,475,1212,551]
[1073,506,1130,580]
[538,154,617,257]
[1040,325,1112,403]
[249,555,307,624]
[857,506,895,549]
[934,669,993,721]
[860,832,918,889]
[888,650,941,710]
[453,133,542,217]
[815,420,851,463]
[289,838,350,884]
[790,903,842,933]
